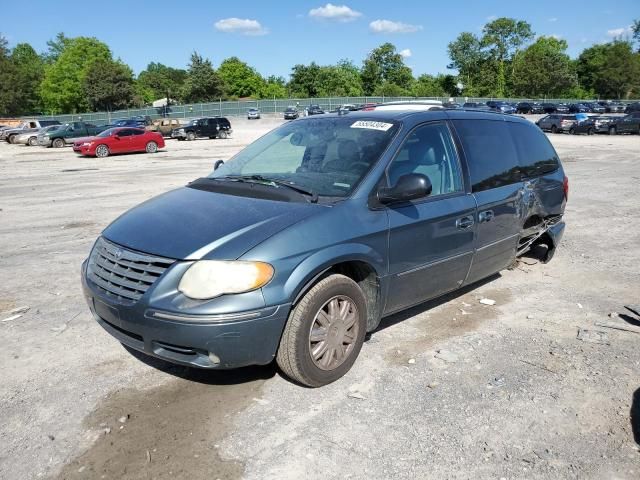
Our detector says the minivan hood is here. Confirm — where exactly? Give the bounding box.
[102,187,323,260]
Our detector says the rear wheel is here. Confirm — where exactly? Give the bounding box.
[95,144,110,158]
[551,125,558,134]
[28,136,38,146]
[276,274,367,387]
[52,138,65,148]
[145,141,158,153]
[587,128,594,136]
[186,131,196,141]
[218,131,228,139]
[569,127,576,135]
[8,134,16,144]
[609,126,617,135]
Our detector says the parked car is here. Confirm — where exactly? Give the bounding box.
[73,127,165,158]
[360,103,378,111]
[247,108,261,120]
[583,102,605,114]
[606,102,626,113]
[462,102,491,111]
[374,101,443,112]
[307,104,325,115]
[570,116,616,135]
[625,102,640,114]
[38,122,108,147]
[488,102,516,114]
[443,102,463,109]
[536,114,577,133]
[108,117,152,129]
[568,104,589,113]
[14,124,62,146]
[81,109,566,387]
[2,119,60,143]
[149,118,182,137]
[555,103,570,114]
[515,102,544,114]
[607,112,640,135]
[171,117,232,140]
[283,107,299,120]
[541,103,558,114]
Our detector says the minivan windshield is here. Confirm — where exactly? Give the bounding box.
[210,117,400,199]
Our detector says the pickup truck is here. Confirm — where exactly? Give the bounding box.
[2,120,61,144]
[38,122,109,148]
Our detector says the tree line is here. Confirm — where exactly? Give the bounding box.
[1,17,639,116]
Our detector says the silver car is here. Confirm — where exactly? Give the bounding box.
[14,125,62,146]
[247,108,261,120]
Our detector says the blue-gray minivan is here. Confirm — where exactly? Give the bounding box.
[81,110,567,387]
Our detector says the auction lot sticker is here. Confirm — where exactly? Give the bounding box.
[350,121,394,131]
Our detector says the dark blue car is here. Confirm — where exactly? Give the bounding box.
[81,110,567,387]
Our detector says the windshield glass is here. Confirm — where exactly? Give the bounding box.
[210,117,400,198]
[97,128,117,138]
[186,119,198,126]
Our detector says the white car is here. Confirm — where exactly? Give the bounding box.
[247,108,261,120]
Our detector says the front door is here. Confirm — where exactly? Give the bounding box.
[451,119,524,285]
[384,122,476,314]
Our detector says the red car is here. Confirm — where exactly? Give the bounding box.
[73,127,165,158]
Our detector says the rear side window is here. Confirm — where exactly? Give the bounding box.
[452,119,520,192]
[509,123,559,178]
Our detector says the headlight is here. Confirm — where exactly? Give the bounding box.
[82,142,93,146]
[178,260,274,300]
[178,128,185,133]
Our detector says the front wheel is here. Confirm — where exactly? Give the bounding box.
[588,128,594,136]
[28,136,38,146]
[52,138,65,148]
[276,274,367,387]
[217,131,228,139]
[8,134,16,144]
[569,127,576,135]
[186,131,196,141]
[145,141,158,153]
[551,125,558,134]
[95,144,110,158]
[609,126,617,135]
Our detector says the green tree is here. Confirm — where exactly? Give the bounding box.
[631,19,639,52]
[182,52,223,103]
[447,32,484,93]
[218,57,264,98]
[315,60,363,97]
[84,59,136,111]
[481,18,534,96]
[137,62,187,102]
[511,37,576,97]
[411,74,446,97]
[288,62,322,97]
[44,32,71,63]
[10,43,45,114]
[40,36,112,113]
[577,41,640,98]
[0,35,19,115]
[361,43,413,95]
[260,76,288,98]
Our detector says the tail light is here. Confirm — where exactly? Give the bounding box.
[563,175,569,201]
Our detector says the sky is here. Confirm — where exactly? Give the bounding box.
[1,0,638,78]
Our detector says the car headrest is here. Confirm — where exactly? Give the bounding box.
[338,139,360,161]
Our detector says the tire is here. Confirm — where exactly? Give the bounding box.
[52,138,65,148]
[218,131,228,139]
[28,136,38,146]
[276,274,367,387]
[569,127,576,135]
[95,144,110,158]
[145,141,158,153]
[609,126,617,136]
[8,134,16,144]
[551,125,558,134]
[587,128,594,136]
[186,131,196,141]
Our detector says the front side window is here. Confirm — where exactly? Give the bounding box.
[386,122,463,196]
[452,119,520,193]
[210,117,400,199]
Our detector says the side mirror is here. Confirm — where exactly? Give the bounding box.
[213,159,224,170]
[378,173,432,205]
[113,134,120,140]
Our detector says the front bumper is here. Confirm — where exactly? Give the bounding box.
[81,260,291,369]
[171,131,187,139]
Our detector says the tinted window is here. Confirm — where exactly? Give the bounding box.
[387,122,463,196]
[509,123,559,178]
[117,129,133,137]
[452,119,520,192]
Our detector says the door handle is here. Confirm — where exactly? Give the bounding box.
[456,216,474,229]
[479,210,494,223]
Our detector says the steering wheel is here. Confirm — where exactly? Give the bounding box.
[348,161,370,173]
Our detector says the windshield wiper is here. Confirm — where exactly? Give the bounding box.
[221,175,318,203]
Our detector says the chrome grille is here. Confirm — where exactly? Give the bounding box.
[87,237,174,304]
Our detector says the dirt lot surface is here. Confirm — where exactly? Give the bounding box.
[0,117,639,480]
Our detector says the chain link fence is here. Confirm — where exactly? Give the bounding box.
[29,96,639,124]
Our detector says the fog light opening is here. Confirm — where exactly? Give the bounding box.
[208,352,221,365]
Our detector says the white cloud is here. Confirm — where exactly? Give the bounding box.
[486,15,497,21]
[550,33,563,40]
[399,48,412,58]
[308,3,362,22]
[607,25,632,37]
[548,17,558,22]
[369,20,423,34]
[214,18,268,36]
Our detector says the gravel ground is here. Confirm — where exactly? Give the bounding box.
[0,116,638,480]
